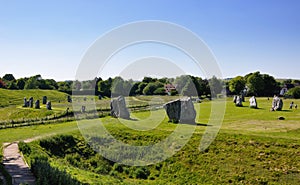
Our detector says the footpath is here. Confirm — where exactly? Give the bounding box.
[2,142,36,185]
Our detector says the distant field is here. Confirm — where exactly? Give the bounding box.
[0,94,299,184]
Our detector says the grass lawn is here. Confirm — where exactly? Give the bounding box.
[1,94,300,184]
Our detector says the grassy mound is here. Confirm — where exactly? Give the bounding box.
[0,89,69,108]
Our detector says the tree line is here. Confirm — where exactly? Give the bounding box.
[1,72,299,98]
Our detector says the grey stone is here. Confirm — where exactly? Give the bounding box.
[81,105,86,113]
[235,96,243,107]
[233,95,237,103]
[67,95,72,103]
[163,97,196,123]
[163,99,181,123]
[35,100,40,109]
[249,96,257,108]
[23,97,28,107]
[272,96,283,111]
[241,93,245,102]
[46,101,52,110]
[110,96,130,119]
[29,97,34,108]
[42,96,47,104]
[180,97,196,123]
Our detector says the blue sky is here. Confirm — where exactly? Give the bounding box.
[1,0,300,81]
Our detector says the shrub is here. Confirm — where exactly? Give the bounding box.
[133,167,150,179]
[18,141,31,155]
[285,87,300,99]
[31,155,81,185]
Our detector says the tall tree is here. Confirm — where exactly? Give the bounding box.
[2,74,15,81]
[209,76,223,97]
[246,72,264,96]
[229,76,246,94]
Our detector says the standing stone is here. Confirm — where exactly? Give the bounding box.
[42,96,47,104]
[233,95,237,103]
[81,105,86,113]
[272,95,283,111]
[35,100,40,109]
[110,96,130,119]
[163,99,181,123]
[46,101,52,110]
[67,95,72,103]
[241,93,245,102]
[180,97,196,123]
[235,96,243,107]
[29,97,34,108]
[249,96,257,108]
[163,97,196,123]
[23,97,28,107]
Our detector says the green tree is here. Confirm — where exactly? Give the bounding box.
[143,82,164,95]
[246,72,264,96]
[97,78,112,97]
[111,76,126,96]
[7,81,18,89]
[182,78,198,97]
[2,74,15,81]
[286,87,300,99]
[209,76,223,97]
[136,82,148,95]
[24,77,38,89]
[129,82,140,96]
[262,74,279,96]
[16,78,26,89]
[229,76,245,94]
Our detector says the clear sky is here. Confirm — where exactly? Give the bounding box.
[1,0,300,81]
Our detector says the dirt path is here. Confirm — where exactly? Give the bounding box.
[3,142,36,185]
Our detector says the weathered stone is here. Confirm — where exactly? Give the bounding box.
[180,97,196,123]
[29,97,34,108]
[81,105,86,113]
[42,96,47,104]
[235,96,243,107]
[233,95,237,103]
[23,97,28,107]
[163,99,181,123]
[241,93,245,102]
[35,100,40,109]
[272,96,283,111]
[46,101,52,110]
[249,96,257,108]
[110,96,130,119]
[67,95,72,103]
[163,97,196,123]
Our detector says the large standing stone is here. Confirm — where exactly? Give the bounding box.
[272,96,283,111]
[240,93,245,102]
[163,99,181,123]
[23,97,28,107]
[46,101,52,110]
[29,97,34,108]
[233,95,237,103]
[42,96,47,104]
[249,96,257,108]
[235,96,243,107]
[180,97,196,123]
[35,100,40,109]
[110,96,130,119]
[163,97,196,123]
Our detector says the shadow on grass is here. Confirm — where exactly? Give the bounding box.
[178,121,210,127]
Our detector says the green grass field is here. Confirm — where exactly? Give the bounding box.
[1,92,300,184]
